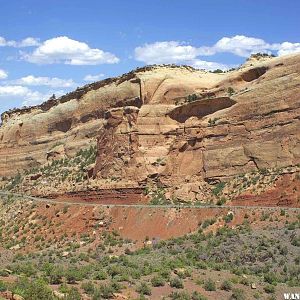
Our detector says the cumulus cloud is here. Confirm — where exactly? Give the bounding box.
[83,73,105,81]
[191,60,231,71]
[277,42,300,56]
[22,36,120,65]
[0,85,65,107]
[134,41,231,70]
[0,85,44,105]
[17,37,41,47]
[22,90,65,107]
[13,75,76,88]
[134,36,300,70]
[0,36,40,47]
[0,69,8,80]
[135,41,199,64]
[211,35,274,57]
[211,36,300,57]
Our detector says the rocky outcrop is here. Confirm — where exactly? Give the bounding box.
[0,54,299,202]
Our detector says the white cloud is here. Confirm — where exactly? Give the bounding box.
[0,85,45,106]
[135,41,198,64]
[277,42,300,56]
[134,41,230,70]
[17,37,40,47]
[211,36,300,57]
[22,90,65,107]
[0,69,8,80]
[0,85,66,107]
[212,35,274,57]
[134,36,300,70]
[14,75,76,88]
[0,36,40,47]
[192,60,230,71]
[23,36,120,65]
[83,73,105,81]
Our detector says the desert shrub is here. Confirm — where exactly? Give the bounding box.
[151,275,165,287]
[97,284,113,299]
[149,188,169,205]
[201,218,216,229]
[94,270,108,280]
[212,182,225,196]
[208,117,219,126]
[81,281,95,295]
[230,288,245,300]
[212,69,223,73]
[49,268,63,284]
[264,284,275,294]
[227,87,235,96]
[6,173,22,190]
[11,263,37,277]
[191,291,208,300]
[221,280,232,291]
[65,287,81,300]
[264,273,277,285]
[159,269,171,279]
[170,291,191,300]
[12,278,53,300]
[223,213,234,223]
[0,280,7,292]
[216,197,226,206]
[203,278,216,291]
[186,94,198,102]
[291,236,300,247]
[107,265,123,278]
[170,277,184,289]
[176,269,191,279]
[65,268,83,284]
[136,282,151,295]
[239,277,250,286]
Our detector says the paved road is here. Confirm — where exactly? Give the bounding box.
[0,190,300,211]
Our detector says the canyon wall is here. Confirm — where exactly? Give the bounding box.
[0,54,299,200]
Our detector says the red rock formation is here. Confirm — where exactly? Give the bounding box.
[0,54,299,202]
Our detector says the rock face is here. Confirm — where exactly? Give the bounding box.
[0,54,300,201]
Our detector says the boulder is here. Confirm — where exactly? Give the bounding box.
[13,295,25,300]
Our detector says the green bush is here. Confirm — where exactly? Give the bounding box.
[212,182,225,196]
[223,213,234,223]
[227,87,235,96]
[201,218,216,229]
[186,94,198,102]
[13,278,53,300]
[264,273,277,285]
[216,197,226,206]
[151,275,165,287]
[221,280,232,291]
[170,277,184,289]
[136,282,151,295]
[203,278,216,291]
[212,69,223,73]
[65,268,82,284]
[96,283,116,299]
[65,287,81,300]
[230,288,245,300]
[0,281,7,292]
[264,284,275,294]
[94,270,108,280]
[81,281,95,295]
[170,291,191,300]
[191,291,208,300]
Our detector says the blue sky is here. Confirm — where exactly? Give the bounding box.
[0,0,300,114]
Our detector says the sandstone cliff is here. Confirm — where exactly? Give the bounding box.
[0,54,299,203]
